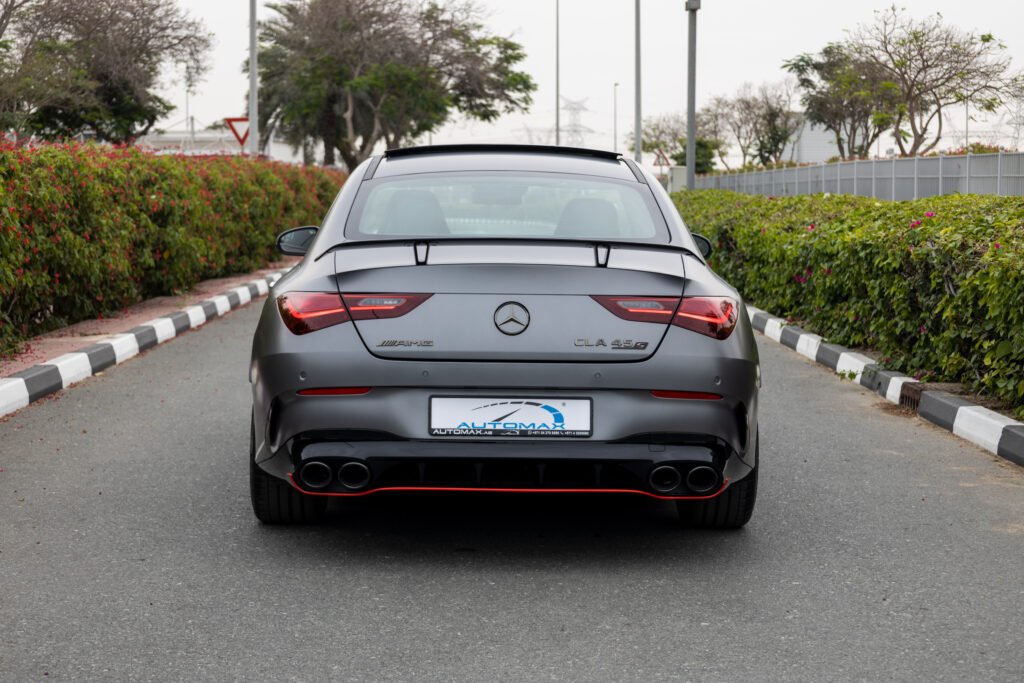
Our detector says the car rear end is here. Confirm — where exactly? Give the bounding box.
[249,146,760,527]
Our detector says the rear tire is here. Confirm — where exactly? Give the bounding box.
[249,412,326,524]
[676,435,758,530]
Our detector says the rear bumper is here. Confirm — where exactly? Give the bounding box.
[256,434,755,500]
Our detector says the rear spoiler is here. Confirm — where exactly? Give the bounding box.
[322,238,695,278]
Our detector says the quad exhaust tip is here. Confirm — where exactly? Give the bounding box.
[299,461,333,489]
[338,461,372,490]
[649,465,682,493]
[686,466,720,494]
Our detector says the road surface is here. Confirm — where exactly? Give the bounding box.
[1,302,1022,681]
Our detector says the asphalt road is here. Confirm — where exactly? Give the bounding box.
[2,301,1023,682]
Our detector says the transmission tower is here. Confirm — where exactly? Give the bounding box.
[560,97,594,147]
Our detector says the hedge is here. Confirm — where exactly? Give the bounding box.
[672,189,1024,418]
[0,142,345,355]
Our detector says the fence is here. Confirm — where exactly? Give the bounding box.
[694,152,1024,200]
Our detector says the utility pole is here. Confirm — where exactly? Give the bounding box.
[685,0,700,190]
[613,82,619,152]
[555,0,560,145]
[248,0,259,157]
[634,0,641,162]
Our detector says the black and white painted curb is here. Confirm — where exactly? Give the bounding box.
[746,305,1024,469]
[0,270,289,419]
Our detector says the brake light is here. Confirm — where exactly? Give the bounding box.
[592,295,737,339]
[674,297,737,340]
[342,294,432,320]
[278,292,350,334]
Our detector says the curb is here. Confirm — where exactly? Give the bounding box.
[746,305,1024,469]
[0,270,289,419]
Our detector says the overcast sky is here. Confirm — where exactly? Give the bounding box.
[161,0,1024,152]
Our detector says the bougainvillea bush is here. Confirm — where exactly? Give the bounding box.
[0,142,344,355]
[673,189,1024,417]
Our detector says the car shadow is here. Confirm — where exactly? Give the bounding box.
[251,492,762,570]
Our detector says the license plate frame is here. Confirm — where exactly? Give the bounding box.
[429,396,592,438]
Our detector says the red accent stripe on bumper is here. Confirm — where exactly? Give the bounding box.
[287,473,729,501]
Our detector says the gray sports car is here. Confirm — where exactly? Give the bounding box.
[249,145,760,528]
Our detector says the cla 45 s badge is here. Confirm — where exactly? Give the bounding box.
[575,338,649,350]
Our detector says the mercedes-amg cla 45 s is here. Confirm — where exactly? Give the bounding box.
[249,145,760,528]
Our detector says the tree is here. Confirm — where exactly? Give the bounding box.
[0,0,92,140]
[627,113,687,157]
[28,0,211,142]
[848,6,1019,156]
[751,82,803,166]
[0,0,211,143]
[696,97,734,170]
[258,0,535,168]
[669,137,719,174]
[726,84,762,168]
[784,43,900,160]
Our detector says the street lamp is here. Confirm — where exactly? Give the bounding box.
[685,0,700,190]
[634,0,641,163]
[248,0,259,157]
[555,0,560,146]
[613,82,619,152]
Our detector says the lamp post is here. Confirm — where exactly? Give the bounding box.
[685,0,700,190]
[634,0,641,162]
[613,82,619,152]
[248,0,259,157]
[555,0,560,146]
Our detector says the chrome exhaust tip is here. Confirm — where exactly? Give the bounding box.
[649,465,682,493]
[299,461,333,489]
[685,466,720,494]
[338,461,371,490]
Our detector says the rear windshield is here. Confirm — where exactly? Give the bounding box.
[344,172,669,242]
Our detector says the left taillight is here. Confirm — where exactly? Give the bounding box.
[277,292,433,335]
[278,292,350,335]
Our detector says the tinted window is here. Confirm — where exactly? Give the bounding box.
[345,173,668,242]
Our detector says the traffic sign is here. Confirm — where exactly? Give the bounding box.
[653,148,671,167]
[224,118,250,147]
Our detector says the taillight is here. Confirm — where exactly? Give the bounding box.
[674,297,737,340]
[341,294,432,320]
[591,295,738,339]
[592,296,680,323]
[278,292,432,334]
[278,292,350,334]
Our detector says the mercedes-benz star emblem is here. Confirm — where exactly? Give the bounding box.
[494,302,530,336]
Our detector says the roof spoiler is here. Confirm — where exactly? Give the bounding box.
[383,144,622,162]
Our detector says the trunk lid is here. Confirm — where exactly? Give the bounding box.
[333,241,687,362]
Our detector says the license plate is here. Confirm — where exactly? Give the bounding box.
[429,397,592,438]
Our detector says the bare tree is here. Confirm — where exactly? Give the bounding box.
[848,6,1017,156]
[752,81,804,165]
[697,96,733,170]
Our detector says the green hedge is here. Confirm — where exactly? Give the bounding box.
[0,143,344,355]
[673,189,1024,418]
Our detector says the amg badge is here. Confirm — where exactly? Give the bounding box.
[377,339,434,347]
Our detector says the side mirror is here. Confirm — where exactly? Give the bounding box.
[692,233,713,259]
[277,226,318,256]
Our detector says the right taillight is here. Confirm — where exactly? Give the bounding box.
[673,297,737,340]
[591,294,738,340]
